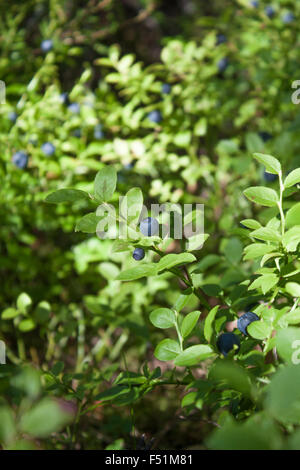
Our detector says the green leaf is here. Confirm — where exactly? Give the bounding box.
[173,289,194,312]
[120,187,143,225]
[224,238,243,264]
[94,166,117,202]
[204,305,219,343]
[2,308,19,320]
[244,187,279,207]
[174,345,214,366]
[154,339,181,361]
[16,293,32,314]
[250,227,281,243]
[244,243,276,260]
[253,153,281,175]
[181,311,201,338]
[0,407,16,445]
[149,308,176,329]
[210,360,253,396]
[117,264,156,281]
[286,203,300,229]
[51,362,65,376]
[275,328,300,364]
[249,274,278,295]
[283,309,300,326]
[75,213,102,233]
[282,226,300,252]
[45,189,89,204]
[284,168,300,189]
[18,318,36,332]
[240,219,261,230]
[286,282,300,298]
[247,320,272,340]
[157,253,196,273]
[19,398,73,438]
[266,365,300,424]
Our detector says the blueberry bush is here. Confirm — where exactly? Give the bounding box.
[1,0,300,450]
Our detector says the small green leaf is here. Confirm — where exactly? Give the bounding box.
[18,318,36,332]
[157,253,196,273]
[204,305,219,343]
[181,311,201,338]
[247,320,272,340]
[149,308,176,329]
[75,213,102,233]
[284,168,300,189]
[45,189,89,204]
[250,227,281,243]
[286,282,300,298]
[253,153,281,175]
[240,219,261,230]
[174,345,215,366]
[117,264,156,281]
[244,187,279,207]
[16,293,32,314]
[283,226,300,252]
[154,339,181,361]
[286,203,300,229]
[94,166,117,202]
[51,362,65,376]
[120,188,143,225]
[2,308,19,320]
[19,398,74,438]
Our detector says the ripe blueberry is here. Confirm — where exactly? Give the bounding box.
[41,142,55,156]
[147,110,162,124]
[12,151,28,169]
[264,169,277,182]
[94,124,103,139]
[41,39,53,52]
[237,311,260,336]
[265,6,275,18]
[68,102,80,114]
[139,217,159,237]
[250,0,259,7]
[59,92,69,105]
[73,129,81,138]
[162,83,171,94]
[8,111,17,122]
[216,34,227,45]
[217,332,240,357]
[133,248,145,261]
[259,131,272,142]
[217,58,229,73]
[282,12,294,24]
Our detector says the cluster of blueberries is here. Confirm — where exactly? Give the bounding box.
[132,217,159,261]
[133,218,260,358]
[217,311,260,356]
[250,2,294,22]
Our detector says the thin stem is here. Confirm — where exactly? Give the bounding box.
[174,310,183,352]
[278,171,285,238]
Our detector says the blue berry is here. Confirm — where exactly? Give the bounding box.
[12,151,28,169]
[216,34,227,45]
[265,6,275,18]
[237,312,260,336]
[8,111,17,122]
[68,102,80,114]
[147,110,162,124]
[59,92,69,105]
[217,58,229,73]
[133,248,145,261]
[217,333,240,357]
[259,131,272,142]
[124,162,134,170]
[250,0,259,7]
[41,39,53,52]
[139,217,159,237]
[94,124,103,139]
[72,129,81,138]
[41,142,55,156]
[264,169,277,182]
[162,83,171,94]
[282,12,294,24]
